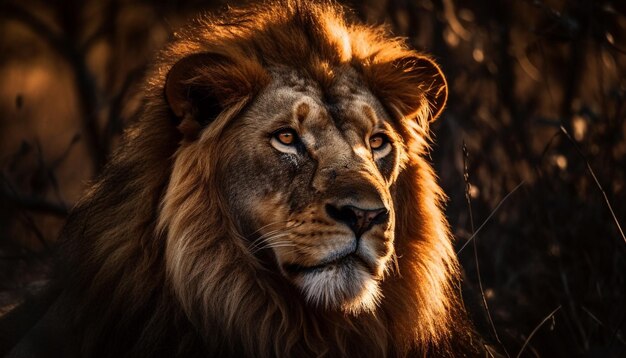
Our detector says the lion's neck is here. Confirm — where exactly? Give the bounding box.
[188,237,392,357]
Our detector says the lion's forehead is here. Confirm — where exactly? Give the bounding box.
[261,68,391,140]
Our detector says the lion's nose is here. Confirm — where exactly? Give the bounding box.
[325,204,389,238]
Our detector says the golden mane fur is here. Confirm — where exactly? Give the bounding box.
[4,1,483,357]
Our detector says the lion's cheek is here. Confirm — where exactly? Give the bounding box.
[357,236,393,278]
[251,193,291,226]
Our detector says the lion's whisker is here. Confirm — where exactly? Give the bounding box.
[248,229,283,250]
[248,225,301,252]
[249,230,288,252]
[250,234,296,254]
[251,232,290,248]
[246,220,296,239]
[250,232,289,252]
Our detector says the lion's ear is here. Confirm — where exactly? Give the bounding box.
[366,55,448,123]
[165,53,268,139]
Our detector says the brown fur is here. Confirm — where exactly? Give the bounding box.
[6,1,483,357]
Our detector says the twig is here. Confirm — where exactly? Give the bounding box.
[463,142,475,233]
[581,306,626,346]
[581,305,603,327]
[103,66,145,156]
[516,305,562,358]
[457,181,525,255]
[50,133,81,170]
[0,174,68,217]
[463,143,511,357]
[603,36,626,56]
[2,193,69,217]
[559,125,626,245]
[18,213,52,252]
[33,140,63,206]
[608,315,626,352]
[442,0,470,41]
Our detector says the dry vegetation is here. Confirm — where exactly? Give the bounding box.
[0,0,625,356]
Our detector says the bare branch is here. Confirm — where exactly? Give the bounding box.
[0,175,68,217]
[559,125,626,245]
[457,181,525,255]
[516,306,562,358]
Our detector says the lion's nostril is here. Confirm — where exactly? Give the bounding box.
[325,204,357,227]
[369,209,389,226]
[325,204,389,237]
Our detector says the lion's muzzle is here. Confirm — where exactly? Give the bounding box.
[324,204,389,238]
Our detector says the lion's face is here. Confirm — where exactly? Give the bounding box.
[162,3,448,320]
[215,67,406,313]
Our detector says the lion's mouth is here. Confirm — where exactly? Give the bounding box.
[279,240,386,312]
[284,251,374,275]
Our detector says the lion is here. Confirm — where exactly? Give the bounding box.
[1,0,484,357]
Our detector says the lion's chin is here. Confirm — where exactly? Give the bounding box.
[288,257,383,315]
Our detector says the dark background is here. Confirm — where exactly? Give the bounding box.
[1,0,625,356]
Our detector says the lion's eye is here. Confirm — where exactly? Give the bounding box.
[275,129,296,145]
[369,134,388,150]
[369,133,392,160]
[270,128,299,155]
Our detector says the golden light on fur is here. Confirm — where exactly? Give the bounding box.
[14,1,484,357]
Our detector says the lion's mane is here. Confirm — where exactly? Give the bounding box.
[15,1,482,357]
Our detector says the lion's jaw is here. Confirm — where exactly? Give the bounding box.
[280,221,392,314]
